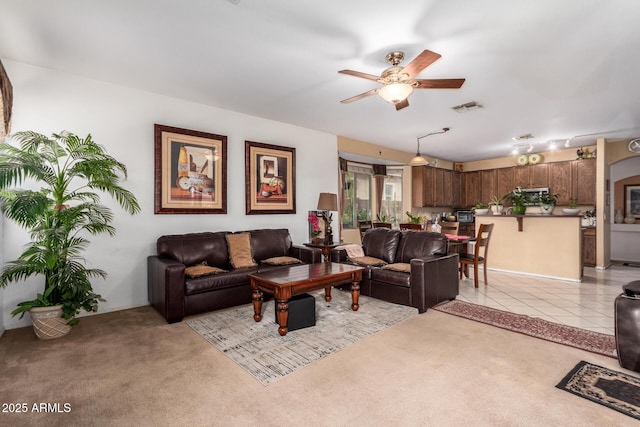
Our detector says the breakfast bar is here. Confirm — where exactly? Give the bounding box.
[476,214,584,281]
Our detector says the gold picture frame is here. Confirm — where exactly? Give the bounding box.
[154,124,227,214]
[245,140,296,214]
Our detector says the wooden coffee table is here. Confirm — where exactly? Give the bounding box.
[249,263,364,336]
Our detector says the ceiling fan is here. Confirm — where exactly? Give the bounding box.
[338,50,465,111]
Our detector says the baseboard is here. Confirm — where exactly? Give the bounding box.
[486,267,582,283]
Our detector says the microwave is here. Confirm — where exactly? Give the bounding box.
[522,187,549,205]
[456,210,474,223]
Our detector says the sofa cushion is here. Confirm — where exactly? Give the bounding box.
[394,231,448,263]
[350,256,387,267]
[382,263,411,273]
[370,268,412,288]
[226,233,257,269]
[184,263,227,278]
[157,232,230,268]
[185,267,257,295]
[361,228,402,264]
[262,256,302,266]
[249,229,293,262]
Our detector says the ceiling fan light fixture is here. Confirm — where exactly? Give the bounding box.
[378,83,413,104]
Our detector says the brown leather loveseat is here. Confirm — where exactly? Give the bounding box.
[330,228,459,313]
[148,228,322,323]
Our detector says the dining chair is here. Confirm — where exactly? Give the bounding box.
[399,223,423,230]
[459,223,494,288]
[440,221,460,236]
[372,222,392,229]
[357,220,372,241]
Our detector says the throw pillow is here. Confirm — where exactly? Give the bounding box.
[226,233,257,269]
[262,256,303,266]
[349,256,387,267]
[184,264,227,278]
[382,263,411,273]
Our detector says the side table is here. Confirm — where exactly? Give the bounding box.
[304,241,338,263]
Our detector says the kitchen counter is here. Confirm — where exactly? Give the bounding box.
[476,215,583,281]
[476,213,583,232]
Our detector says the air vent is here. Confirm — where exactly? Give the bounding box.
[451,101,483,113]
[512,134,534,141]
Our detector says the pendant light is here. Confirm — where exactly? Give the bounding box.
[409,128,450,166]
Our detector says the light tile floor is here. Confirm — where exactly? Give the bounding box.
[457,263,640,335]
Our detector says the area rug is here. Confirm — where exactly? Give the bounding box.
[187,290,417,385]
[433,300,616,358]
[556,360,640,420]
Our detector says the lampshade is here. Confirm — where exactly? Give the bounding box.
[409,154,429,166]
[317,192,338,211]
[378,83,413,104]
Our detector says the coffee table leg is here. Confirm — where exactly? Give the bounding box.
[252,289,263,322]
[275,300,289,336]
[324,286,332,302]
[350,281,360,311]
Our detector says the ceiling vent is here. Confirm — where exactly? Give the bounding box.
[512,134,534,141]
[451,101,483,113]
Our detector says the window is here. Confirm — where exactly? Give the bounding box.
[380,168,403,225]
[341,165,371,229]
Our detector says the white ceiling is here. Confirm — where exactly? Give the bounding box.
[1,0,639,162]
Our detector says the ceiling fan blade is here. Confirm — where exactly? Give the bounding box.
[340,88,379,103]
[413,78,466,89]
[395,98,409,111]
[338,69,380,82]
[401,50,441,79]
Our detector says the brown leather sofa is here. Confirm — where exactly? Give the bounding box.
[330,228,459,313]
[147,228,322,323]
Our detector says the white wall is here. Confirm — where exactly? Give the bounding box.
[1,60,338,330]
[610,155,640,262]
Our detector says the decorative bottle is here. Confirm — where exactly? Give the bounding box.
[615,209,624,224]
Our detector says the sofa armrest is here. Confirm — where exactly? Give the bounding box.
[147,255,186,323]
[409,253,460,313]
[289,245,323,264]
[330,248,349,263]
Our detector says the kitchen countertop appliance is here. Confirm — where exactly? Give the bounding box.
[522,187,549,205]
[456,210,474,223]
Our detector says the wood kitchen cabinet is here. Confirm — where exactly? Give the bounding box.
[459,223,475,238]
[496,167,514,202]
[434,168,453,206]
[512,163,549,189]
[452,171,463,208]
[480,170,497,204]
[513,166,530,188]
[412,166,435,207]
[529,163,549,188]
[583,227,596,267]
[573,159,596,205]
[548,161,572,204]
[464,171,481,207]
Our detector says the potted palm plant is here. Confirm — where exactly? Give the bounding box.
[0,130,140,339]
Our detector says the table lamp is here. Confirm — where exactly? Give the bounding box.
[317,192,338,243]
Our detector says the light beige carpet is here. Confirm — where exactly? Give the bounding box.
[0,301,635,426]
[187,290,418,385]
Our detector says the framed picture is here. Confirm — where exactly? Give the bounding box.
[245,140,296,214]
[154,124,227,214]
[625,185,640,219]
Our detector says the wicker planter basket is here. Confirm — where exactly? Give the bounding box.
[29,305,71,340]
